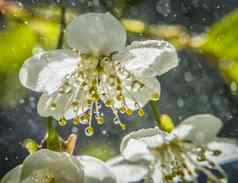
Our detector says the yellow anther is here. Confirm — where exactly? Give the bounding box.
[50,103,56,110]
[108,75,116,85]
[73,116,81,125]
[120,106,127,113]
[58,88,65,94]
[160,114,175,133]
[71,100,79,107]
[91,93,100,101]
[116,85,122,91]
[151,92,161,101]
[138,108,145,117]
[81,113,90,122]
[58,116,67,127]
[116,94,124,101]
[85,126,94,136]
[96,116,104,125]
[126,108,133,116]
[120,123,126,130]
[105,99,112,107]
[87,99,93,105]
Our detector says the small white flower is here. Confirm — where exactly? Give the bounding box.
[110,114,238,183]
[18,13,178,135]
[1,149,118,183]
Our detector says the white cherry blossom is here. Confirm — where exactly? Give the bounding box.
[109,114,238,183]
[1,149,117,183]
[19,13,178,135]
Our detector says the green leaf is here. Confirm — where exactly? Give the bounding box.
[201,10,238,88]
[202,10,238,62]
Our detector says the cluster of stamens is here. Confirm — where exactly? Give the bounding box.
[150,142,227,183]
[49,52,160,136]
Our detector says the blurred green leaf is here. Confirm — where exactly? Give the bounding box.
[201,10,238,87]
[29,18,60,50]
[202,10,238,62]
[0,23,37,73]
[79,141,116,161]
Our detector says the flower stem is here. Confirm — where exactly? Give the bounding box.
[150,101,161,127]
[57,2,66,49]
[47,117,62,151]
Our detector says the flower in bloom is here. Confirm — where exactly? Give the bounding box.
[110,114,238,183]
[19,13,178,136]
[1,149,117,183]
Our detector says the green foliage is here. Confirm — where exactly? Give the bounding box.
[0,24,37,73]
[202,10,238,62]
[79,141,117,161]
[201,10,238,84]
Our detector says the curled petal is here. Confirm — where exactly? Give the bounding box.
[66,13,126,55]
[121,40,178,78]
[179,114,223,144]
[122,139,154,162]
[20,149,84,183]
[1,166,22,183]
[111,163,148,183]
[79,156,117,183]
[19,50,79,94]
[121,128,164,162]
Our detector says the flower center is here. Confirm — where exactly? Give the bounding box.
[150,142,226,183]
[49,52,160,136]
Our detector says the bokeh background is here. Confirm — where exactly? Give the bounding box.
[0,0,238,182]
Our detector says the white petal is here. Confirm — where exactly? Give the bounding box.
[121,40,178,78]
[20,149,84,183]
[207,141,238,164]
[152,162,163,183]
[172,124,193,140]
[111,163,148,183]
[79,156,117,183]
[1,166,22,183]
[179,114,223,144]
[122,139,154,162]
[37,91,88,120]
[66,13,126,55]
[120,128,164,162]
[122,77,161,110]
[19,50,79,94]
[121,128,163,150]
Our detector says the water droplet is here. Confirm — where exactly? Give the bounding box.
[85,126,94,136]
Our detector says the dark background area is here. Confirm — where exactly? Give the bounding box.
[0,0,238,182]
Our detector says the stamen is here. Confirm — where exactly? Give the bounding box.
[58,116,67,127]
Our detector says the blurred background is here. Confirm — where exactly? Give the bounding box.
[0,0,238,182]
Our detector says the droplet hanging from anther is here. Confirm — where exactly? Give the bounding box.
[58,116,67,127]
[85,126,94,136]
[152,92,161,101]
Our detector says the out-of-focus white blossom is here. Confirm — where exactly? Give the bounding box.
[1,149,117,183]
[110,114,238,183]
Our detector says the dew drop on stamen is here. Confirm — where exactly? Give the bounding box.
[58,117,67,127]
[85,126,94,136]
